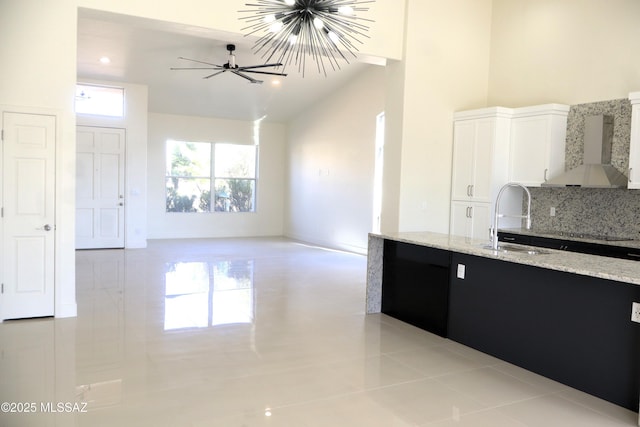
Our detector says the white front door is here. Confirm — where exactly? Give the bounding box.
[75,126,125,249]
[1,112,56,321]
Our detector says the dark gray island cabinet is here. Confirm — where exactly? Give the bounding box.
[366,233,640,412]
[449,252,640,412]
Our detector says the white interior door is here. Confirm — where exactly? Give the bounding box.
[76,126,125,249]
[1,112,56,321]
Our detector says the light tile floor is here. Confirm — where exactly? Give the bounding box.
[0,238,637,426]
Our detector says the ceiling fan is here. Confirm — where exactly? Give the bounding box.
[170,44,287,84]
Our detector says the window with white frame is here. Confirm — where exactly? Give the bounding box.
[165,140,257,213]
[75,83,125,117]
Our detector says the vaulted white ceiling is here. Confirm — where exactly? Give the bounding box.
[77,9,376,123]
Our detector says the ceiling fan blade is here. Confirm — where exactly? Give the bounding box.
[203,70,227,79]
[237,63,284,70]
[232,70,263,84]
[173,47,286,84]
[239,69,288,77]
[177,56,222,67]
[170,67,222,71]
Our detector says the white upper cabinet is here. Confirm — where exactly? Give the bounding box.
[508,104,569,187]
[628,92,640,189]
[451,108,512,204]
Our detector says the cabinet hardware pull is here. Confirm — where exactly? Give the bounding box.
[504,237,515,241]
[627,253,640,258]
[469,206,473,218]
[544,168,548,182]
[629,168,633,182]
[467,185,471,197]
[470,185,474,197]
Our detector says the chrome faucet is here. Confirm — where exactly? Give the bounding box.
[491,183,532,250]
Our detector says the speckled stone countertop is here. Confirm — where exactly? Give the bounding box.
[370,231,640,286]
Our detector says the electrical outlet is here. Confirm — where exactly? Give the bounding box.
[456,264,465,279]
[631,302,640,323]
[550,207,556,217]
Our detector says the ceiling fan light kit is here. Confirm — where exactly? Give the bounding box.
[170,43,288,84]
[239,0,374,76]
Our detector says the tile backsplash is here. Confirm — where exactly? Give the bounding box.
[528,97,640,239]
[529,187,640,239]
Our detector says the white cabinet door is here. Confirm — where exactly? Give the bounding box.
[451,121,476,200]
[469,203,491,240]
[628,93,640,189]
[508,105,569,187]
[451,118,494,203]
[1,112,56,321]
[471,120,494,202]
[510,116,552,185]
[450,201,473,238]
[450,201,491,241]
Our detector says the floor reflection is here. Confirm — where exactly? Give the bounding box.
[164,260,254,330]
[2,239,635,426]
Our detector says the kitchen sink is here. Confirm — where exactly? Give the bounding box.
[481,243,551,255]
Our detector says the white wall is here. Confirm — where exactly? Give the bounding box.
[0,0,78,318]
[285,66,386,253]
[488,0,640,106]
[147,113,285,239]
[76,80,149,248]
[390,0,494,233]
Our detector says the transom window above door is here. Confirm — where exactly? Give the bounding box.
[75,83,125,117]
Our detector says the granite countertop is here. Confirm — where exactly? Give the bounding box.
[371,231,640,286]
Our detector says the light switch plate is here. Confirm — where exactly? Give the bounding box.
[457,264,465,279]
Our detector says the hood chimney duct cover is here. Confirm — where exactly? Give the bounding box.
[542,114,628,188]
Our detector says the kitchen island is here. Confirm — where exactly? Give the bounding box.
[367,231,640,412]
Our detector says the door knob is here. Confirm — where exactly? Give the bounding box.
[43,224,52,231]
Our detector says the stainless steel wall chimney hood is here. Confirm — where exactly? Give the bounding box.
[542,114,628,188]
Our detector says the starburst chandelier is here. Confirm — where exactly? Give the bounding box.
[239,0,374,76]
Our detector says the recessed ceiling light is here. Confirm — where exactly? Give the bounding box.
[99,56,111,64]
[271,79,281,86]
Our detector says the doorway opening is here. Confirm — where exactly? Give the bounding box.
[373,112,385,234]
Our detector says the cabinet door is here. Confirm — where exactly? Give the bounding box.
[509,116,551,185]
[469,203,491,241]
[450,201,473,238]
[470,120,494,202]
[628,95,640,189]
[450,202,490,240]
[452,118,495,202]
[508,107,568,187]
[451,121,476,200]
[382,240,451,337]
